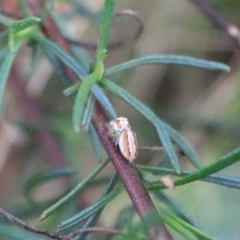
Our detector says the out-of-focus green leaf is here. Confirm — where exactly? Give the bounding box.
[0,224,44,240]
[81,93,95,132]
[153,197,215,240]
[23,168,76,206]
[121,213,162,240]
[163,122,202,169]
[154,192,196,227]
[0,47,20,111]
[88,124,102,160]
[0,48,8,65]
[77,173,119,240]
[57,184,123,232]
[114,206,135,230]
[0,14,14,26]
[35,35,87,79]
[43,48,73,89]
[39,159,109,221]
[105,55,230,76]
[0,30,9,41]
[19,0,30,17]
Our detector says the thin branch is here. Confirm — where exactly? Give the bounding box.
[189,0,240,48]
[0,208,70,240]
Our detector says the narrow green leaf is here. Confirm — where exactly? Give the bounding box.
[39,159,109,221]
[0,30,9,41]
[77,173,119,240]
[0,14,14,26]
[105,55,230,76]
[57,184,123,232]
[43,49,70,88]
[161,214,198,239]
[153,198,215,240]
[163,122,202,169]
[0,48,8,65]
[81,94,95,132]
[73,73,97,132]
[23,168,76,205]
[19,0,30,17]
[91,84,117,119]
[10,17,41,34]
[63,82,80,96]
[35,35,117,119]
[101,78,181,173]
[202,174,240,188]
[10,36,27,53]
[154,192,196,228]
[147,146,240,191]
[88,124,102,160]
[28,39,39,68]
[71,0,113,132]
[35,35,87,79]
[139,165,240,189]
[71,45,90,74]
[97,0,116,52]
[0,47,19,111]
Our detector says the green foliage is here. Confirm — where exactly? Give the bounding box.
[0,14,14,26]
[0,0,239,240]
[39,159,109,221]
[0,48,19,110]
[153,197,215,240]
[57,184,123,232]
[101,78,182,172]
[0,225,44,240]
[10,17,41,34]
[105,55,230,76]
[71,0,112,133]
[35,35,117,118]
[9,17,41,52]
[23,168,76,206]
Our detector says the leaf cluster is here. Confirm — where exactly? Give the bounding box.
[0,0,238,240]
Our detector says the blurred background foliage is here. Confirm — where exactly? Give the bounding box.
[0,0,240,239]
